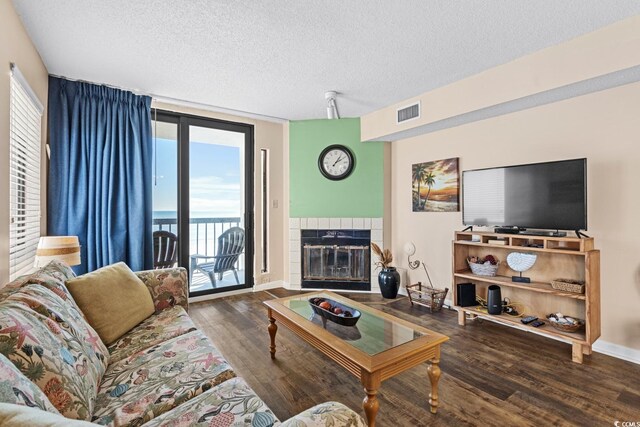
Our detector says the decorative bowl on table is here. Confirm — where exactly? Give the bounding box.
[308,297,361,327]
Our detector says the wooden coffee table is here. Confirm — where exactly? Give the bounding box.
[264,291,449,426]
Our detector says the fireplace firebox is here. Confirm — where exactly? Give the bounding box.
[300,229,371,291]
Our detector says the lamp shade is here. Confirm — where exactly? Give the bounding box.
[34,236,81,268]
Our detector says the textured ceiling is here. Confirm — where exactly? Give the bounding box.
[12,1,640,121]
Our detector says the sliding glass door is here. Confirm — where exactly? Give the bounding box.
[152,111,254,297]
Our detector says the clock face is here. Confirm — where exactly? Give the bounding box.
[318,145,354,180]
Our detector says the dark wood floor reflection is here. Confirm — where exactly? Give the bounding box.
[190,289,640,426]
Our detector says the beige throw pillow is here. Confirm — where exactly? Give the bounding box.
[0,403,96,427]
[66,262,155,345]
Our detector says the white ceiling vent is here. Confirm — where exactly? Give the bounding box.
[396,102,420,124]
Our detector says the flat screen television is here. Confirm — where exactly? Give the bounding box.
[462,159,587,231]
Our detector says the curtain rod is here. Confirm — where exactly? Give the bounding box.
[48,73,288,124]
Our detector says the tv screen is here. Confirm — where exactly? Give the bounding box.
[462,159,587,231]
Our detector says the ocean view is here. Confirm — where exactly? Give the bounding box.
[153,210,241,219]
[151,131,244,261]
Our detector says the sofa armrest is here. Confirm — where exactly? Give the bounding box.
[135,267,189,314]
[280,402,366,427]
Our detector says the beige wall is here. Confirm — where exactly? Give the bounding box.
[152,101,287,285]
[0,0,49,284]
[391,82,640,351]
[362,15,640,355]
[362,15,640,142]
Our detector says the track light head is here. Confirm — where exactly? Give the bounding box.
[325,91,340,119]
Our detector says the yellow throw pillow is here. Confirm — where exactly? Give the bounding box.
[66,262,155,345]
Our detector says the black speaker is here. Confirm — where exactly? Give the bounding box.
[457,282,477,307]
[487,285,502,315]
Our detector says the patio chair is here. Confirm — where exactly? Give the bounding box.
[153,230,178,269]
[190,226,245,287]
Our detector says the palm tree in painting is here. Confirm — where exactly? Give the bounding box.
[412,164,427,207]
[423,171,436,202]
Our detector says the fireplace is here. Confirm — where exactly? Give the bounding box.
[300,229,371,291]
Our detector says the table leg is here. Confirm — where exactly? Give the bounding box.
[572,342,584,364]
[427,357,441,414]
[361,371,381,427]
[457,309,466,326]
[268,311,277,359]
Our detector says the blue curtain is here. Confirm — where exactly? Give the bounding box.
[48,77,153,274]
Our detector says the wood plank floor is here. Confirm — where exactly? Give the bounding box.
[190,289,640,426]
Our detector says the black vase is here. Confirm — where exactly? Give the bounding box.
[378,267,400,299]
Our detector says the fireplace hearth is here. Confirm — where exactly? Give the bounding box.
[300,229,371,291]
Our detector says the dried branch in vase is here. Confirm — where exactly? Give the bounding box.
[371,242,393,269]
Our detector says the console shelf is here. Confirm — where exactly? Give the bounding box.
[456,306,587,344]
[453,240,587,256]
[453,271,587,300]
[452,231,600,363]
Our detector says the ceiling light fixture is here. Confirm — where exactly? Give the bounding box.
[325,91,340,119]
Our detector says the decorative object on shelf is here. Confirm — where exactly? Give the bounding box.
[318,144,354,180]
[371,242,399,299]
[506,252,537,283]
[487,285,503,315]
[411,157,459,212]
[467,254,499,277]
[309,297,361,326]
[34,236,81,268]
[550,278,585,294]
[404,242,449,311]
[547,313,585,333]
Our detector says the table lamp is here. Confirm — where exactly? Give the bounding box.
[33,236,81,268]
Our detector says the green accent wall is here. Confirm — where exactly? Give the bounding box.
[289,118,384,218]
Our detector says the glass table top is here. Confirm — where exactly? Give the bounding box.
[282,293,424,356]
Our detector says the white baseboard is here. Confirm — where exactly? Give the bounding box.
[283,281,298,290]
[189,287,253,303]
[593,340,640,365]
[283,281,384,294]
[253,280,285,292]
[190,280,286,303]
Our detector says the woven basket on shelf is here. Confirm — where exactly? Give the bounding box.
[547,318,585,333]
[467,260,500,277]
[550,279,585,294]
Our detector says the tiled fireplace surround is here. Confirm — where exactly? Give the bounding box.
[288,217,384,292]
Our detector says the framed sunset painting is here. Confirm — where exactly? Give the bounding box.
[412,157,459,212]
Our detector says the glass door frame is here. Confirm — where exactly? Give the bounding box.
[153,109,255,297]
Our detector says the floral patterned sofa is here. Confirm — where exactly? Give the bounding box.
[0,261,365,427]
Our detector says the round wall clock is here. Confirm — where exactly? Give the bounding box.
[318,145,355,180]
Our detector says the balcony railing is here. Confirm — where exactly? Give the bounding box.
[153,217,241,258]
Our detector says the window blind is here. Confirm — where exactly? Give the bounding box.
[9,64,43,280]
